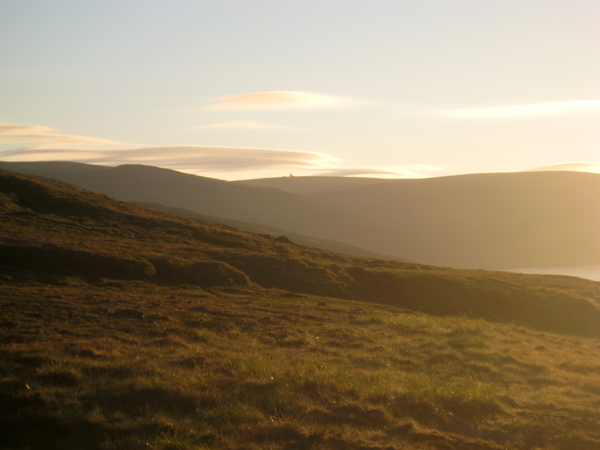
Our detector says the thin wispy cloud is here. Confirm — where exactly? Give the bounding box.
[4,143,338,177]
[0,122,337,176]
[431,100,600,119]
[10,121,571,180]
[316,165,445,178]
[198,121,296,130]
[0,123,131,149]
[0,124,55,135]
[206,91,344,110]
[313,165,444,178]
[100,145,335,169]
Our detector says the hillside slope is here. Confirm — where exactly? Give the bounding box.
[1,169,599,336]
[0,161,357,236]
[135,201,403,261]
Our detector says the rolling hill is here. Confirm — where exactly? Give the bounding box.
[1,169,600,449]
[239,171,600,269]
[0,161,368,257]
[1,161,599,270]
[305,171,600,269]
[1,168,599,335]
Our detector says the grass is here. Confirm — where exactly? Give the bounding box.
[1,282,599,449]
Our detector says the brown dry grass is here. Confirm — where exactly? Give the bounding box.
[1,282,600,449]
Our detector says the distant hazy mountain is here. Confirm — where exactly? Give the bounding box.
[1,161,598,269]
[301,171,600,269]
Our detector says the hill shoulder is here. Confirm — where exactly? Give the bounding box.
[1,168,599,336]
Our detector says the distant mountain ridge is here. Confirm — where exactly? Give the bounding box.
[1,160,598,269]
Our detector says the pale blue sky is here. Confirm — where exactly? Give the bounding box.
[1,0,598,179]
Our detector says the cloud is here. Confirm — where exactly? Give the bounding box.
[2,137,338,176]
[314,165,444,178]
[101,145,334,170]
[1,122,442,180]
[430,100,600,119]
[0,122,130,149]
[198,121,296,130]
[0,124,55,135]
[206,91,344,110]
[0,148,113,162]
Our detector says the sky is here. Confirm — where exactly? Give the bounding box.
[1,0,599,180]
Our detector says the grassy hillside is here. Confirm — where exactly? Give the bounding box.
[1,169,599,336]
[0,161,370,263]
[3,283,600,449]
[1,170,600,449]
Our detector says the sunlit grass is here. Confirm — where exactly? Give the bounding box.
[2,282,598,448]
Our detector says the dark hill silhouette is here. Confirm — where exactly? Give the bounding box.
[1,169,599,336]
[1,161,599,269]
